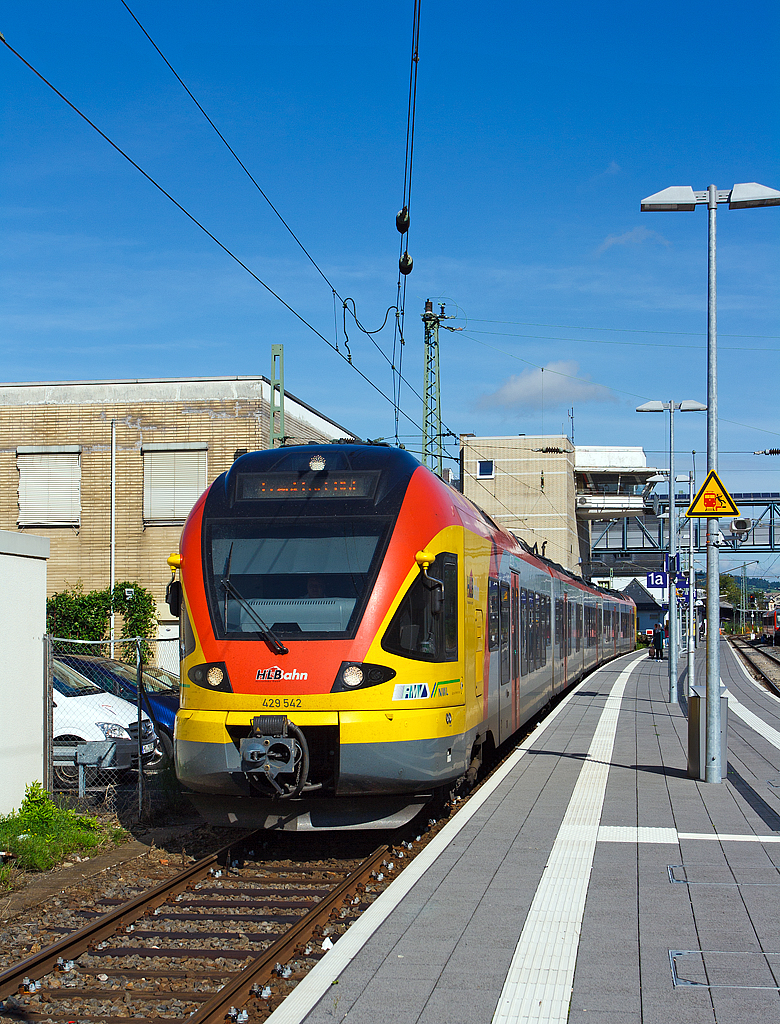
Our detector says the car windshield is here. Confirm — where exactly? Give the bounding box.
[206,518,389,638]
[53,661,103,697]
[104,661,179,695]
[60,656,179,696]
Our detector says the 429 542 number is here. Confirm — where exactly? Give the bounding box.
[260,697,302,709]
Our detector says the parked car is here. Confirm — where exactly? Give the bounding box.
[52,660,157,787]
[56,655,179,763]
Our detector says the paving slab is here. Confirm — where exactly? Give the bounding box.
[268,643,780,1024]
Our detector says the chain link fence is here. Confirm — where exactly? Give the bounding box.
[44,635,183,820]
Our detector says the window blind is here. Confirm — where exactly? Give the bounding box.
[17,452,81,527]
[143,449,207,523]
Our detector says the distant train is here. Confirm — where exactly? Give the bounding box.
[167,444,635,831]
[761,607,780,642]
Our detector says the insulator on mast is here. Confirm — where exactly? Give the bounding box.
[396,207,410,233]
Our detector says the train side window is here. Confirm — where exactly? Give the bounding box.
[382,552,458,662]
[488,579,500,652]
[500,581,510,684]
[443,558,458,657]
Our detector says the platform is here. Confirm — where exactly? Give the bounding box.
[267,641,780,1024]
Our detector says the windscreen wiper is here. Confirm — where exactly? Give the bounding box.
[220,545,289,655]
[221,579,289,655]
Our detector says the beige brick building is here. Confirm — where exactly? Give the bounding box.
[460,434,656,575]
[460,434,579,569]
[0,377,356,624]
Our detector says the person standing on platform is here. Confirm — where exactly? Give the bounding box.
[652,623,664,660]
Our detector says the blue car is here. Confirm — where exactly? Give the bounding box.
[55,655,180,763]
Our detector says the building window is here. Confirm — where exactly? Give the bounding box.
[17,447,81,527]
[143,444,207,525]
[477,460,494,479]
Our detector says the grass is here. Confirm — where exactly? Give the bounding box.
[0,781,128,886]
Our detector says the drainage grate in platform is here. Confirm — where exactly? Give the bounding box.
[668,864,780,885]
[670,950,780,989]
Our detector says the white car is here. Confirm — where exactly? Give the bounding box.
[52,660,157,787]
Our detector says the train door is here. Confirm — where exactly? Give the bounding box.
[511,573,520,728]
[576,602,583,679]
[499,580,512,741]
[562,593,568,687]
[475,608,484,697]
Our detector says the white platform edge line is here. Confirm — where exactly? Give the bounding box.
[597,827,780,844]
[491,656,643,1024]
[264,652,644,1024]
[723,687,780,752]
[724,640,780,706]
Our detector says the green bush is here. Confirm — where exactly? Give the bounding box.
[46,581,157,657]
[0,782,126,878]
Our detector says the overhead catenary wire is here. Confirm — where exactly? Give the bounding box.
[120,0,423,405]
[461,326,780,354]
[460,329,780,439]
[463,317,780,341]
[0,34,424,436]
[392,0,422,446]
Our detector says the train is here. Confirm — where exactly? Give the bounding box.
[761,607,780,642]
[166,444,635,830]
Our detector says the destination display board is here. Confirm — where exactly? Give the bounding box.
[236,471,379,501]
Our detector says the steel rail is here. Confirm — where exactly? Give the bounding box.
[0,841,388,1023]
[0,840,244,1001]
[186,844,388,1024]
[730,637,780,697]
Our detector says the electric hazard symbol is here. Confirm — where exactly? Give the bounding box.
[685,470,740,518]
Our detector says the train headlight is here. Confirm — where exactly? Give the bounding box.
[188,662,232,693]
[309,455,326,471]
[206,666,224,687]
[331,661,396,692]
[342,665,364,687]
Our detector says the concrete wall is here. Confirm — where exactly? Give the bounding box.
[460,434,578,570]
[0,377,356,609]
[0,531,49,815]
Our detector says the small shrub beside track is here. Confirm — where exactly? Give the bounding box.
[0,782,128,887]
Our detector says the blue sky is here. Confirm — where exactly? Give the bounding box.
[2,1,779,576]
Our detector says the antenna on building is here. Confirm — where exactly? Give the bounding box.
[568,407,575,445]
[270,344,285,447]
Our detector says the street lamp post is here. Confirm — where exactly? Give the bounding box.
[641,181,780,781]
[687,468,696,694]
[637,400,706,702]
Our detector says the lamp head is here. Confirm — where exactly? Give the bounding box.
[636,401,666,412]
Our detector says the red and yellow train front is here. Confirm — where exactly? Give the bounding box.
[173,445,470,829]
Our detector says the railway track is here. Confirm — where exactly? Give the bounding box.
[730,636,780,695]
[0,836,391,1023]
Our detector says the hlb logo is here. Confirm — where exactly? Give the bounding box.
[256,666,309,681]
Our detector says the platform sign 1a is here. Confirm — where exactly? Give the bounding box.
[646,571,668,589]
[685,470,740,518]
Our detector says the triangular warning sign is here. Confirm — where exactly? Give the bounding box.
[685,470,740,518]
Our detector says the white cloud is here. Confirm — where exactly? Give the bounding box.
[596,225,671,255]
[478,360,619,412]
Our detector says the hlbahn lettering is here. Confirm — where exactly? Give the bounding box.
[256,666,309,681]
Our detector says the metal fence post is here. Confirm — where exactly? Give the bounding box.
[43,634,53,794]
[136,638,144,819]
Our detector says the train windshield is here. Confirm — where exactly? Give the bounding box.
[205,519,389,638]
